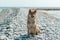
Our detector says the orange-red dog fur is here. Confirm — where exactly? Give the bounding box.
[27,9,41,37]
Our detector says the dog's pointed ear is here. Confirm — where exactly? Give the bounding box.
[29,9,31,13]
[34,10,36,13]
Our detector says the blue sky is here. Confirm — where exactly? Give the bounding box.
[0,0,60,7]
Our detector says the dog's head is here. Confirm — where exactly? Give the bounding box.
[29,9,36,18]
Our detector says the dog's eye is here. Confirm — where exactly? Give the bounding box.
[31,16,34,18]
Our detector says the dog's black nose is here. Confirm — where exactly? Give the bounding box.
[31,16,34,18]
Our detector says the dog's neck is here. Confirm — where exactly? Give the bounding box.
[27,17,36,26]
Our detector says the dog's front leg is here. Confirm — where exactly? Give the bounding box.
[33,27,36,37]
[28,28,30,37]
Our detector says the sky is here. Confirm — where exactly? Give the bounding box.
[0,0,60,7]
[0,0,60,17]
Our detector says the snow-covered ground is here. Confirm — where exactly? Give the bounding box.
[0,8,60,40]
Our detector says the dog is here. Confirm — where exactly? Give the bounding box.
[27,9,41,37]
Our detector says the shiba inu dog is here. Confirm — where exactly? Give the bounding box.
[27,9,41,37]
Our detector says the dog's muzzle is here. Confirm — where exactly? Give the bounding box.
[31,16,34,18]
